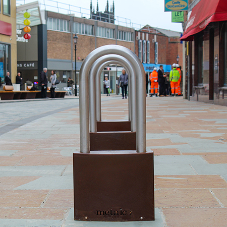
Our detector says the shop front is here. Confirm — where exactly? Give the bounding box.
[181,0,227,106]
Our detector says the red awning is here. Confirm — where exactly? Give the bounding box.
[181,0,227,41]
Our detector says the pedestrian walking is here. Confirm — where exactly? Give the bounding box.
[50,70,57,98]
[118,69,128,99]
[5,72,12,85]
[40,68,48,98]
[149,68,158,97]
[169,64,180,96]
[158,65,166,96]
[16,72,23,90]
[104,76,110,96]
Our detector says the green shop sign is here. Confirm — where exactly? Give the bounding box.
[172,11,184,22]
[165,0,188,12]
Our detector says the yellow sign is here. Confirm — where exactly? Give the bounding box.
[165,0,188,12]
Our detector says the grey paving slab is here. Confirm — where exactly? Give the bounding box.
[16,176,73,190]
[0,219,62,227]
[192,163,227,176]
[154,155,207,165]
[154,163,196,175]
[0,150,17,156]
[0,165,67,177]
[62,165,73,176]
[63,208,165,227]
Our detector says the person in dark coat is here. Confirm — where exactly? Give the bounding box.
[16,72,23,90]
[5,72,12,85]
[40,68,48,98]
[118,69,128,99]
[158,65,166,96]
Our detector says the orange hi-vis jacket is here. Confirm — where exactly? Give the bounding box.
[149,70,158,82]
[177,68,181,81]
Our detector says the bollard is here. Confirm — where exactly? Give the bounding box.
[74,45,154,222]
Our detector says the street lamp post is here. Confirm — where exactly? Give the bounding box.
[73,34,78,96]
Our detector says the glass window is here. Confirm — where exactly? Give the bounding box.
[147,41,150,64]
[3,0,10,15]
[82,24,85,34]
[60,20,64,32]
[143,40,146,63]
[138,40,142,62]
[102,27,106,37]
[0,44,10,84]
[47,18,53,30]
[53,18,57,30]
[75,22,81,34]
[110,29,114,39]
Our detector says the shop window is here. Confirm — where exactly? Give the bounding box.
[3,0,10,15]
[147,41,150,64]
[0,44,10,84]
[138,40,142,62]
[143,40,146,63]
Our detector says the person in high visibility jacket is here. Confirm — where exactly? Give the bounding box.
[176,64,182,95]
[149,68,158,97]
[169,63,180,96]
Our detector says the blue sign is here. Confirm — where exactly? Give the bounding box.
[143,63,172,73]
[165,0,188,12]
[0,62,4,78]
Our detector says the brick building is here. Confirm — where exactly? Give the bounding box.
[135,25,182,74]
[17,7,134,93]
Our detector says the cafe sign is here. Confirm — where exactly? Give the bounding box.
[165,0,188,12]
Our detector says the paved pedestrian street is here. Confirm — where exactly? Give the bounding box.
[0,96,227,227]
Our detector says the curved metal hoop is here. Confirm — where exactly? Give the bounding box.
[89,54,136,133]
[95,60,131,123]
[79,45,146,153]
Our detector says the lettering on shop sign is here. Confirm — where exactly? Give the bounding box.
[96,209,132,216]
[17,62,38,70]
[165,0,188,12]
[16,29,28,43]
[17,63,35,68]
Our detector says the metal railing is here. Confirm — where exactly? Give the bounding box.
[16,0,144,30]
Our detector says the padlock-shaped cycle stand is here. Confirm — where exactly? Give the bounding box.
[73,45,155,222]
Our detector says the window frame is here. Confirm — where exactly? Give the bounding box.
[3,0,10,16]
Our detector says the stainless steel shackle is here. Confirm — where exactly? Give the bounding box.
[79,45,146,154]
[89,54,136,133]
[95,60,132,123]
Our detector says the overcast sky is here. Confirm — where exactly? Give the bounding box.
[33,0,183,32]
[66,0,183,32]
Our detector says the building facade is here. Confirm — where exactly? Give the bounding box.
[0,0,17,84]
[17,8,134,93]
[135,25,182,74]
[181,0,227,106]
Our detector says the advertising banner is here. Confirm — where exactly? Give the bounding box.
[172,11,184,22]
[165,0,188,12]
[0,62,3,78]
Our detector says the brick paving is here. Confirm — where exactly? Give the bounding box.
[0,96,227,226]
